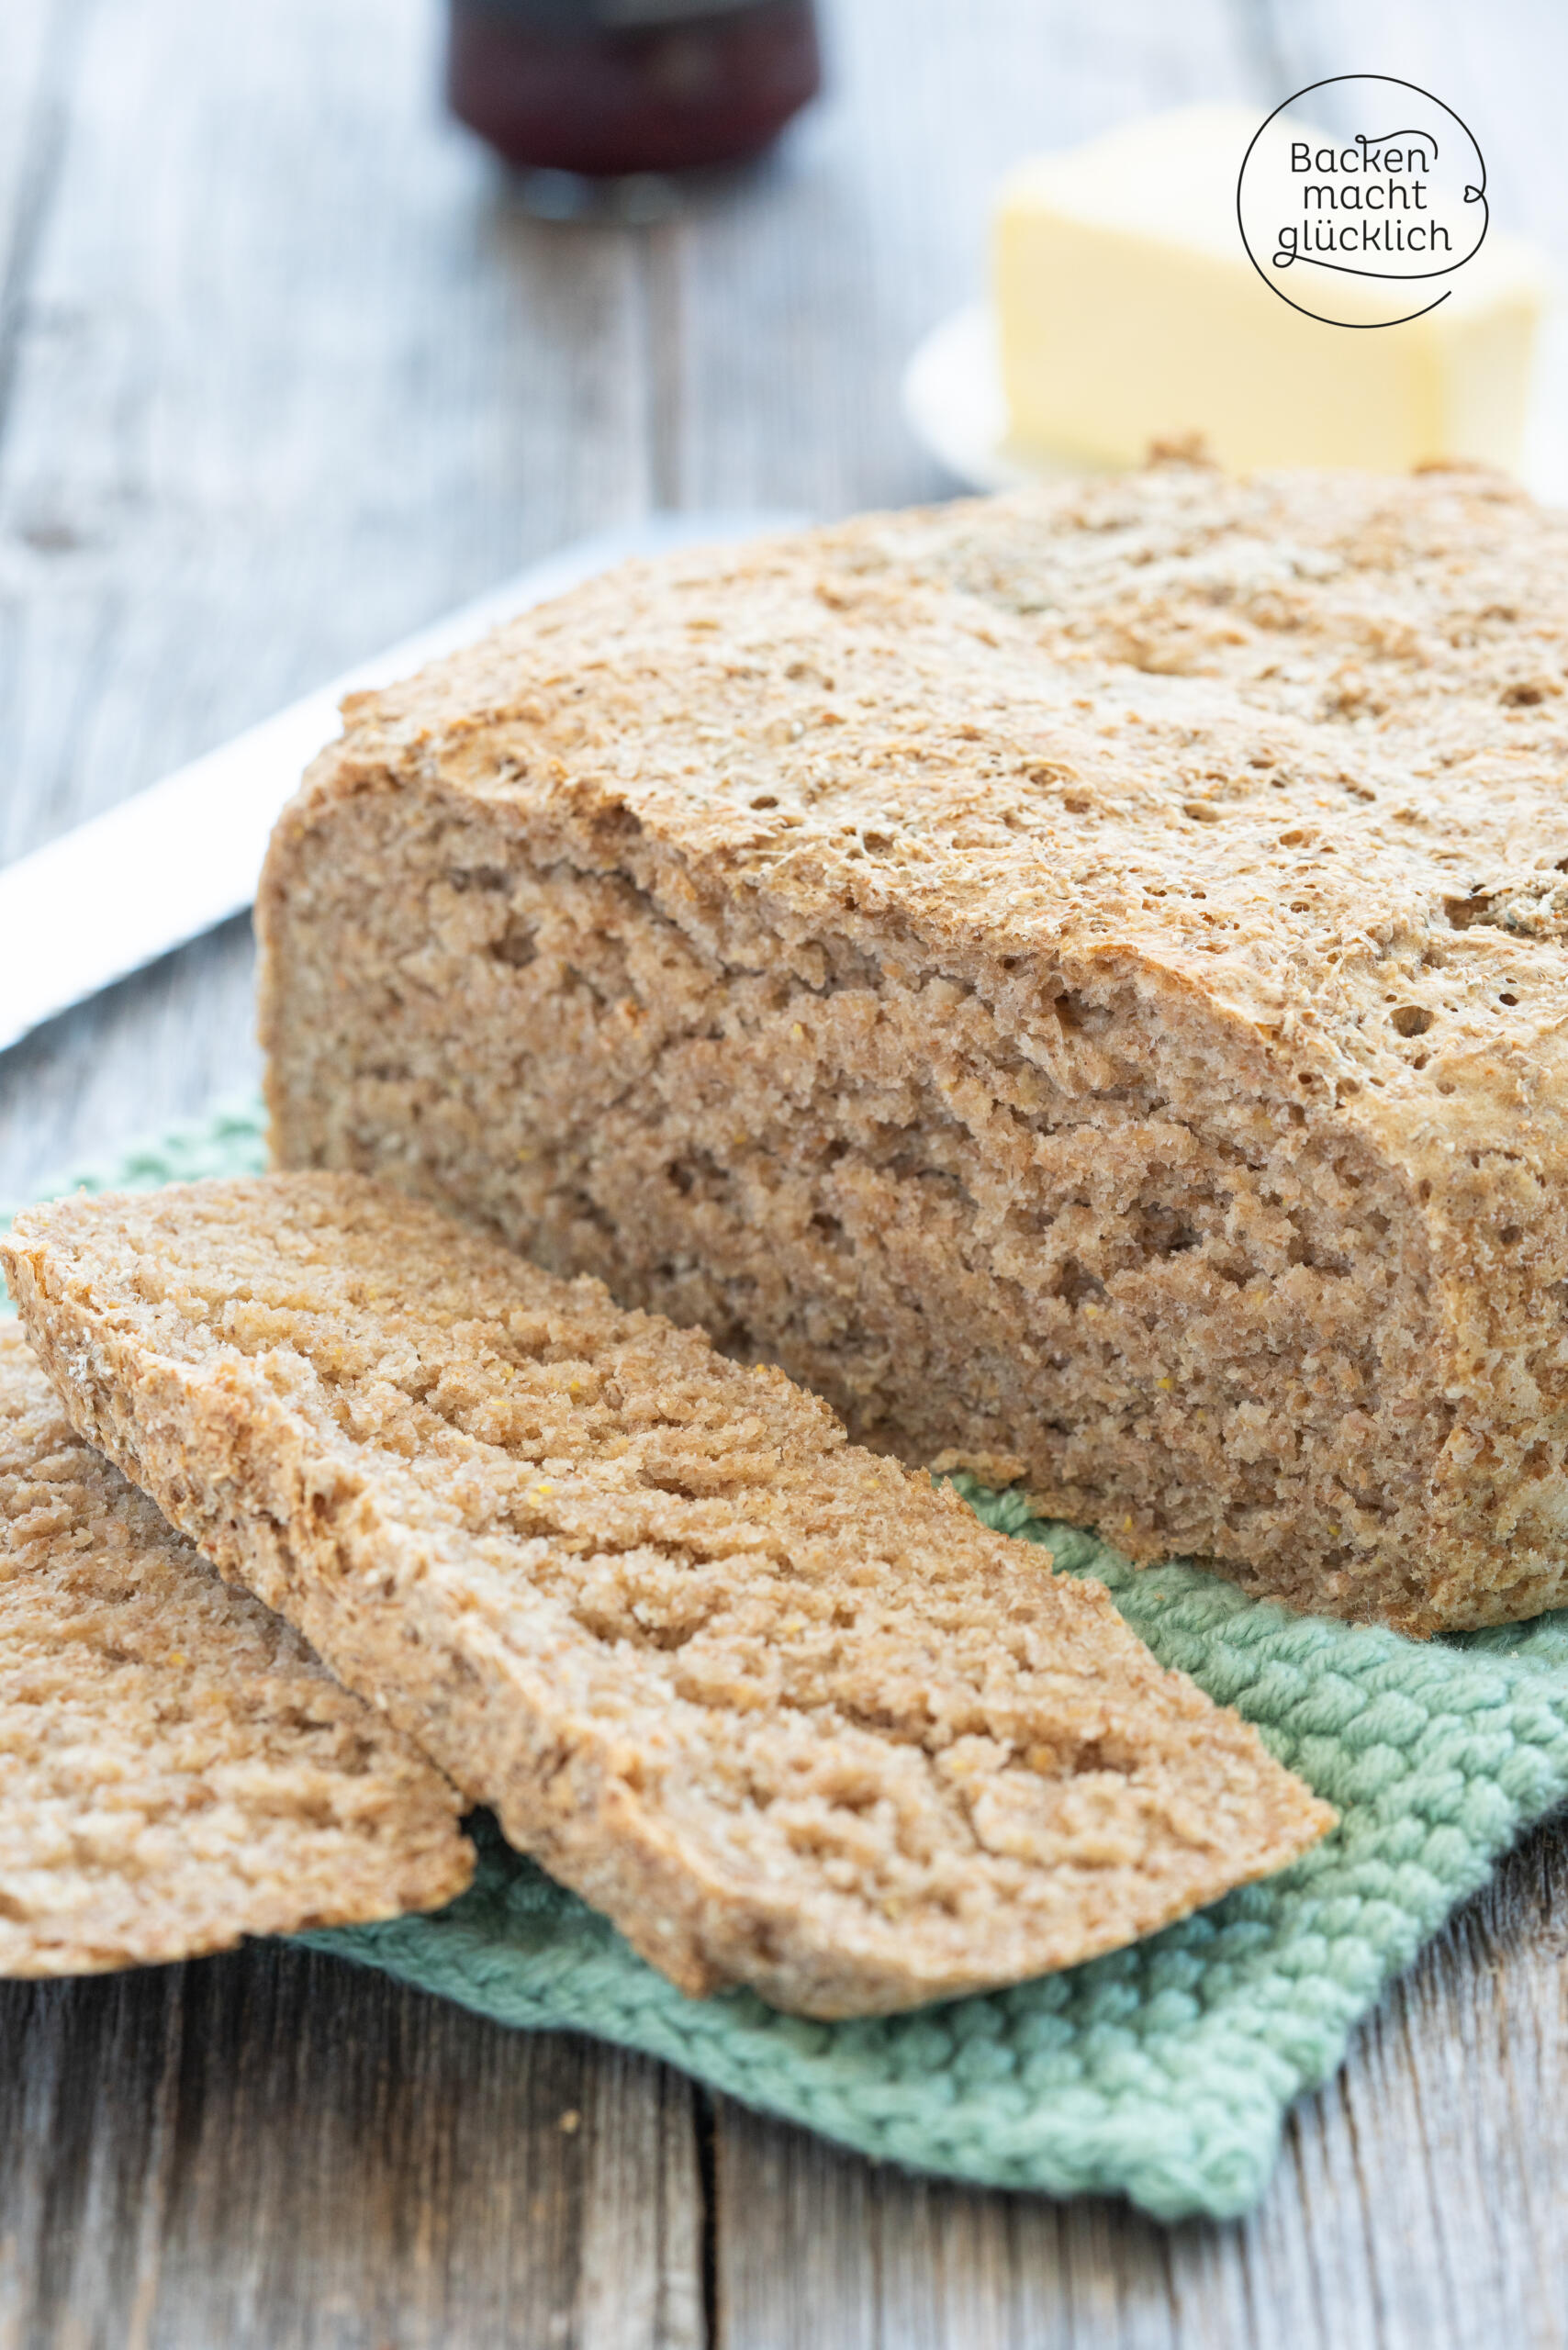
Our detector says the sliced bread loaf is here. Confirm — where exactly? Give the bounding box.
[3,1174,1332,2017]
[0,1325,472,1974]
[258,463,1568,1631]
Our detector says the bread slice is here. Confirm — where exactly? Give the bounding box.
[258,461,1568,1634]
[0,1325,471,1975]
[3,1174,1332,2018]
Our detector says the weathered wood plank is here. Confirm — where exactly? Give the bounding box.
[0,0,650,861]
[0,0,73,457]
[0,1948,702,2350]
[0,0,652,1176]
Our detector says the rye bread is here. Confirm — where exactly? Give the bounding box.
[258,461,1568,1633]
[0,1324,471,1975]
[3,1174,1332,2018]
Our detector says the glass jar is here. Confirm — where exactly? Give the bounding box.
[446,0,823,181]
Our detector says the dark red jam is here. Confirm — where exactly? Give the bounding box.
[446,1,822,179]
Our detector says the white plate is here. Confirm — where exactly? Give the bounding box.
[901,304,1105,495]
[903,299,1568,506]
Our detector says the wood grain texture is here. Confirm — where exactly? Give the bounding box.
[4,0,1568,2339]
[0,0,652,1192]
[0,1947,702,2350]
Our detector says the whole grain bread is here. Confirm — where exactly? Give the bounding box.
[3,1174,1332,2018]
[0,1324,471,1975]
[258,460,1568,1634]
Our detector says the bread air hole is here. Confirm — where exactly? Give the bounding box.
[1390,1005,1435,1038]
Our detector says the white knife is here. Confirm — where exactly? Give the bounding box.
[0,509,802,1058]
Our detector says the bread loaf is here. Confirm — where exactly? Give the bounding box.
[259,462,1568,1633]
[0,1326,471,1974]
[2,1174,1332,2018]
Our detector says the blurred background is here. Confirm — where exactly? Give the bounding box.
[0,0,1561,1182]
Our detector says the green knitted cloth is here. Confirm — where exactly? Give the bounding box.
[8,1098,1568,2221]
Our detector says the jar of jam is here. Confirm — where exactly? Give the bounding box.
[446,0,823,182]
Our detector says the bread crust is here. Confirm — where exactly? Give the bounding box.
[0,1326,472,1974]
[3,1175,1332,2018]
[257,463,1568,1632]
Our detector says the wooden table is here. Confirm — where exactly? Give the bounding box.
[3,0,1567,2339]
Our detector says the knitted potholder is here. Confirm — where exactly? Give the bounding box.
[7,1098,1568,2221]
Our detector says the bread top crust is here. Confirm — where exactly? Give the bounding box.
[0,1325,473,1972]
[275,462,1568,1182]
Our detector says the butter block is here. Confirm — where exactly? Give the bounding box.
[993,106,1545,474]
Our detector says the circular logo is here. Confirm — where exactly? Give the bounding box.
[1237,75,1488,328]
